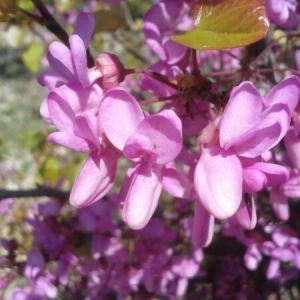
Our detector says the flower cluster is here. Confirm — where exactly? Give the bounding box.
[1,196,202,299]
[4,0,300,298]
[37,2,300,251]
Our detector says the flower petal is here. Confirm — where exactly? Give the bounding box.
[99,87,144,150]
[161,165,194,198]
[47,42,74,81]
[192,200,214,248]
[284,129,300,169]
[73,111,100,151]
[123,110,182,164]
[270,187,289,221]
[234,193,257,229]
[264,75,300,113]
[69,35,89,87]
[48,132,94,152]
[73,12,94,48]
[219,82,262,148]
[229,116,283,157]
[121,163,162,229]
[194,146,243,219]
[47,90,75,132]
[70,150,117,208]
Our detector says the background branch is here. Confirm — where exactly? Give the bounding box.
[0,186,70,200]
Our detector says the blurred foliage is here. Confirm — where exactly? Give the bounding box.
[21,40,43,72]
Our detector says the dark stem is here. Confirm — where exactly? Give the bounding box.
[0,186,70,200]
[30,0,94,67]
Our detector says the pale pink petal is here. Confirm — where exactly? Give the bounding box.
[270,187,289,221]
[70,150,117,208]
[123,110,182,164]
[266,257,280,279]
[121,163,162,229]
[194,146,243,219]
[192,200,214,248]
[244,243,262,270]
[250,162,289,187]
[229,116,282,157]
[161,165,194,198]
[164,39,187,65]
[73,112,100,151]
[73,12,94,48]
[242,168,267,193]
[219,82,262,148]
[264,75,300,112]
[261,103,291,144]
[47,91,75,132]
[48,132,94,152]
[143,22,166,61]
[143,0,185,33]
[40,97,52,124]
[284,129,300,169]
[177,278,188,296]
[99,87,144,150]
[56,83,102,115]
[47,42,74,80]
[69,35,89,87]
[234,193,257,229]
[37,70,67,91]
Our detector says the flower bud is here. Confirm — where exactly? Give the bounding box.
[94,52,125,91]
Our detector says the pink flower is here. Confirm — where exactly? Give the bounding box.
[38,12,99,91]
[194,76,300,220]
[99,87,182,229]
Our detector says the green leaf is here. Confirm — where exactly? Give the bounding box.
[93,5,126,33]
[170,0,269,50]
[21,41,43,73]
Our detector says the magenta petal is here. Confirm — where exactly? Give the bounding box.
[47,90,75,132]
[48,132,93,152]
[69,35,89,87]
[266,257,280,279]
[99,87,144,150]
[73,12,94,48]
[123,110,182,164]
[143,0,185,33]
[143,22,166,61]
[194,146,243,219]
[230,117,282,157]
[244,244,262,270]
[47,42,74,81]
[219,82,262,148]
[37,70,67,91]
[284,129,300,169]
[73,112,100,151]
[264,75,300,113]
[242,168,267,193]
[161,165,194,198]
[70,150,117,208]
[53,82,102,115]
[121,163,162,229]
[40,97,52,124]
[192,200,214,248]
[234,194,257,229]
[261,103,291,144]
[250,162,289,187]
[164,39,187,65]
[270,187,289,221]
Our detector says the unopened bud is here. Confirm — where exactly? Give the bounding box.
[94,52,125,91]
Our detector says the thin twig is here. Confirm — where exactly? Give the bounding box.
[30,0,94,67]
[0,186,70,200]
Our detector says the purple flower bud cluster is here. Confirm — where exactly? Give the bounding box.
[1,196,203,299]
